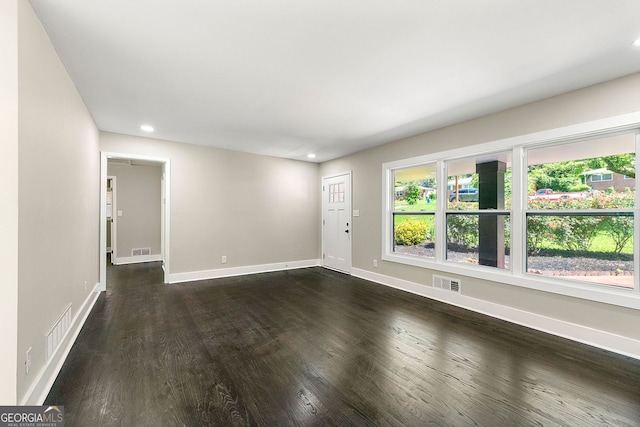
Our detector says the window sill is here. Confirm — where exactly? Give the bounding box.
[381,252,640,311]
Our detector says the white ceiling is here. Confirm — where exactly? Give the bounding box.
[29,0,640,163]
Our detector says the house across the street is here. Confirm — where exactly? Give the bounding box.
[582,168,635,192]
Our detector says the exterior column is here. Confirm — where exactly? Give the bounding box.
[476,161,506,268]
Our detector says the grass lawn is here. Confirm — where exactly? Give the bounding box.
[533,231,633,255]
[394,199,437,211]
[590,232,633,254]
[394,214,435,226]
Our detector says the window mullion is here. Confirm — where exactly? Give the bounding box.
[383,166,393,257]
[435,160,446,263]
[635,131,640,294]
[511,146,525,276]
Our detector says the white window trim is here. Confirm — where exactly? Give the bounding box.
[382,112,640,310]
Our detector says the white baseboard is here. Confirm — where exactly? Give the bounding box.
[352,268,640,361]
[113,254,162,265]
[20,282,102,405]
[168,259,321,284]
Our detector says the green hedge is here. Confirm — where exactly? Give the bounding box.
[445,192,634,254]
[527,192,633,254]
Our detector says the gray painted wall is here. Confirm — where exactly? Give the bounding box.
[101,132,321,274]
[320,72,640,343]
[107,162,163,259]
[15,1,100,402]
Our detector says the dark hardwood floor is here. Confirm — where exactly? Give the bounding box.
[46,262,640,426]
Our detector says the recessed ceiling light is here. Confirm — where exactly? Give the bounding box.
[140,124,154,132]
[307,153,316,159]
[633,37,640,47]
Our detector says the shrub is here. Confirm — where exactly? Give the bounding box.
[526,214,552,254]
[395,219,429,245]
[527,191,635,253]
[504,216,511,251]
[561,216,601,251]
[405,182,420,205]
[568,183,590,192]
[600,215,633,253]
[447,204,479,249]
[444,191,634,254]
[591,192,634,253]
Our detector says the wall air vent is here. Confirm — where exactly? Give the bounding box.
[45,304,72,362]
[132,247,151,256]
[433,274,461,293]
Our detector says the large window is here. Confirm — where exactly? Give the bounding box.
[526,133,635,289]
[392,164,437,260]
[382,118,640,309]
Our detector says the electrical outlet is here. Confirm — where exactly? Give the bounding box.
[373,259,378,268]
[25,347,32,375]
[221,256,227,264]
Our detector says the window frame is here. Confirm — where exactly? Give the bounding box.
[390,163,438,259]
[591,173,614,182]
[382,113,640,310]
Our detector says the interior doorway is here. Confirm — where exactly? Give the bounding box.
[100,152,171,289]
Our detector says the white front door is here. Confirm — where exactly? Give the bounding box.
[322,173,352,273]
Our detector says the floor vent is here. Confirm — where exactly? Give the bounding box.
[433,275,461,293]
[132,247,151,256]
[45,304,72,362]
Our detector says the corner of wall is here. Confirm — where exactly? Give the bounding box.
[0,0,19,406]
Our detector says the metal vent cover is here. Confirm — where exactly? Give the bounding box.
[132,247,151,256]
[433,275,461,293]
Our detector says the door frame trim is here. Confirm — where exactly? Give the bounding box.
[99,152,171,289]
[106,175,116,257]
[321,170,353,274]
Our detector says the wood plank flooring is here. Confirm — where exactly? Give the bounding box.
[46,263,640,426]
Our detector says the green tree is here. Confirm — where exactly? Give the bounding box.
[585,153,635,179]
[528,161,584,192]
[405,182,420,205]
[600,216,634,253]
[601,154,635,178]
